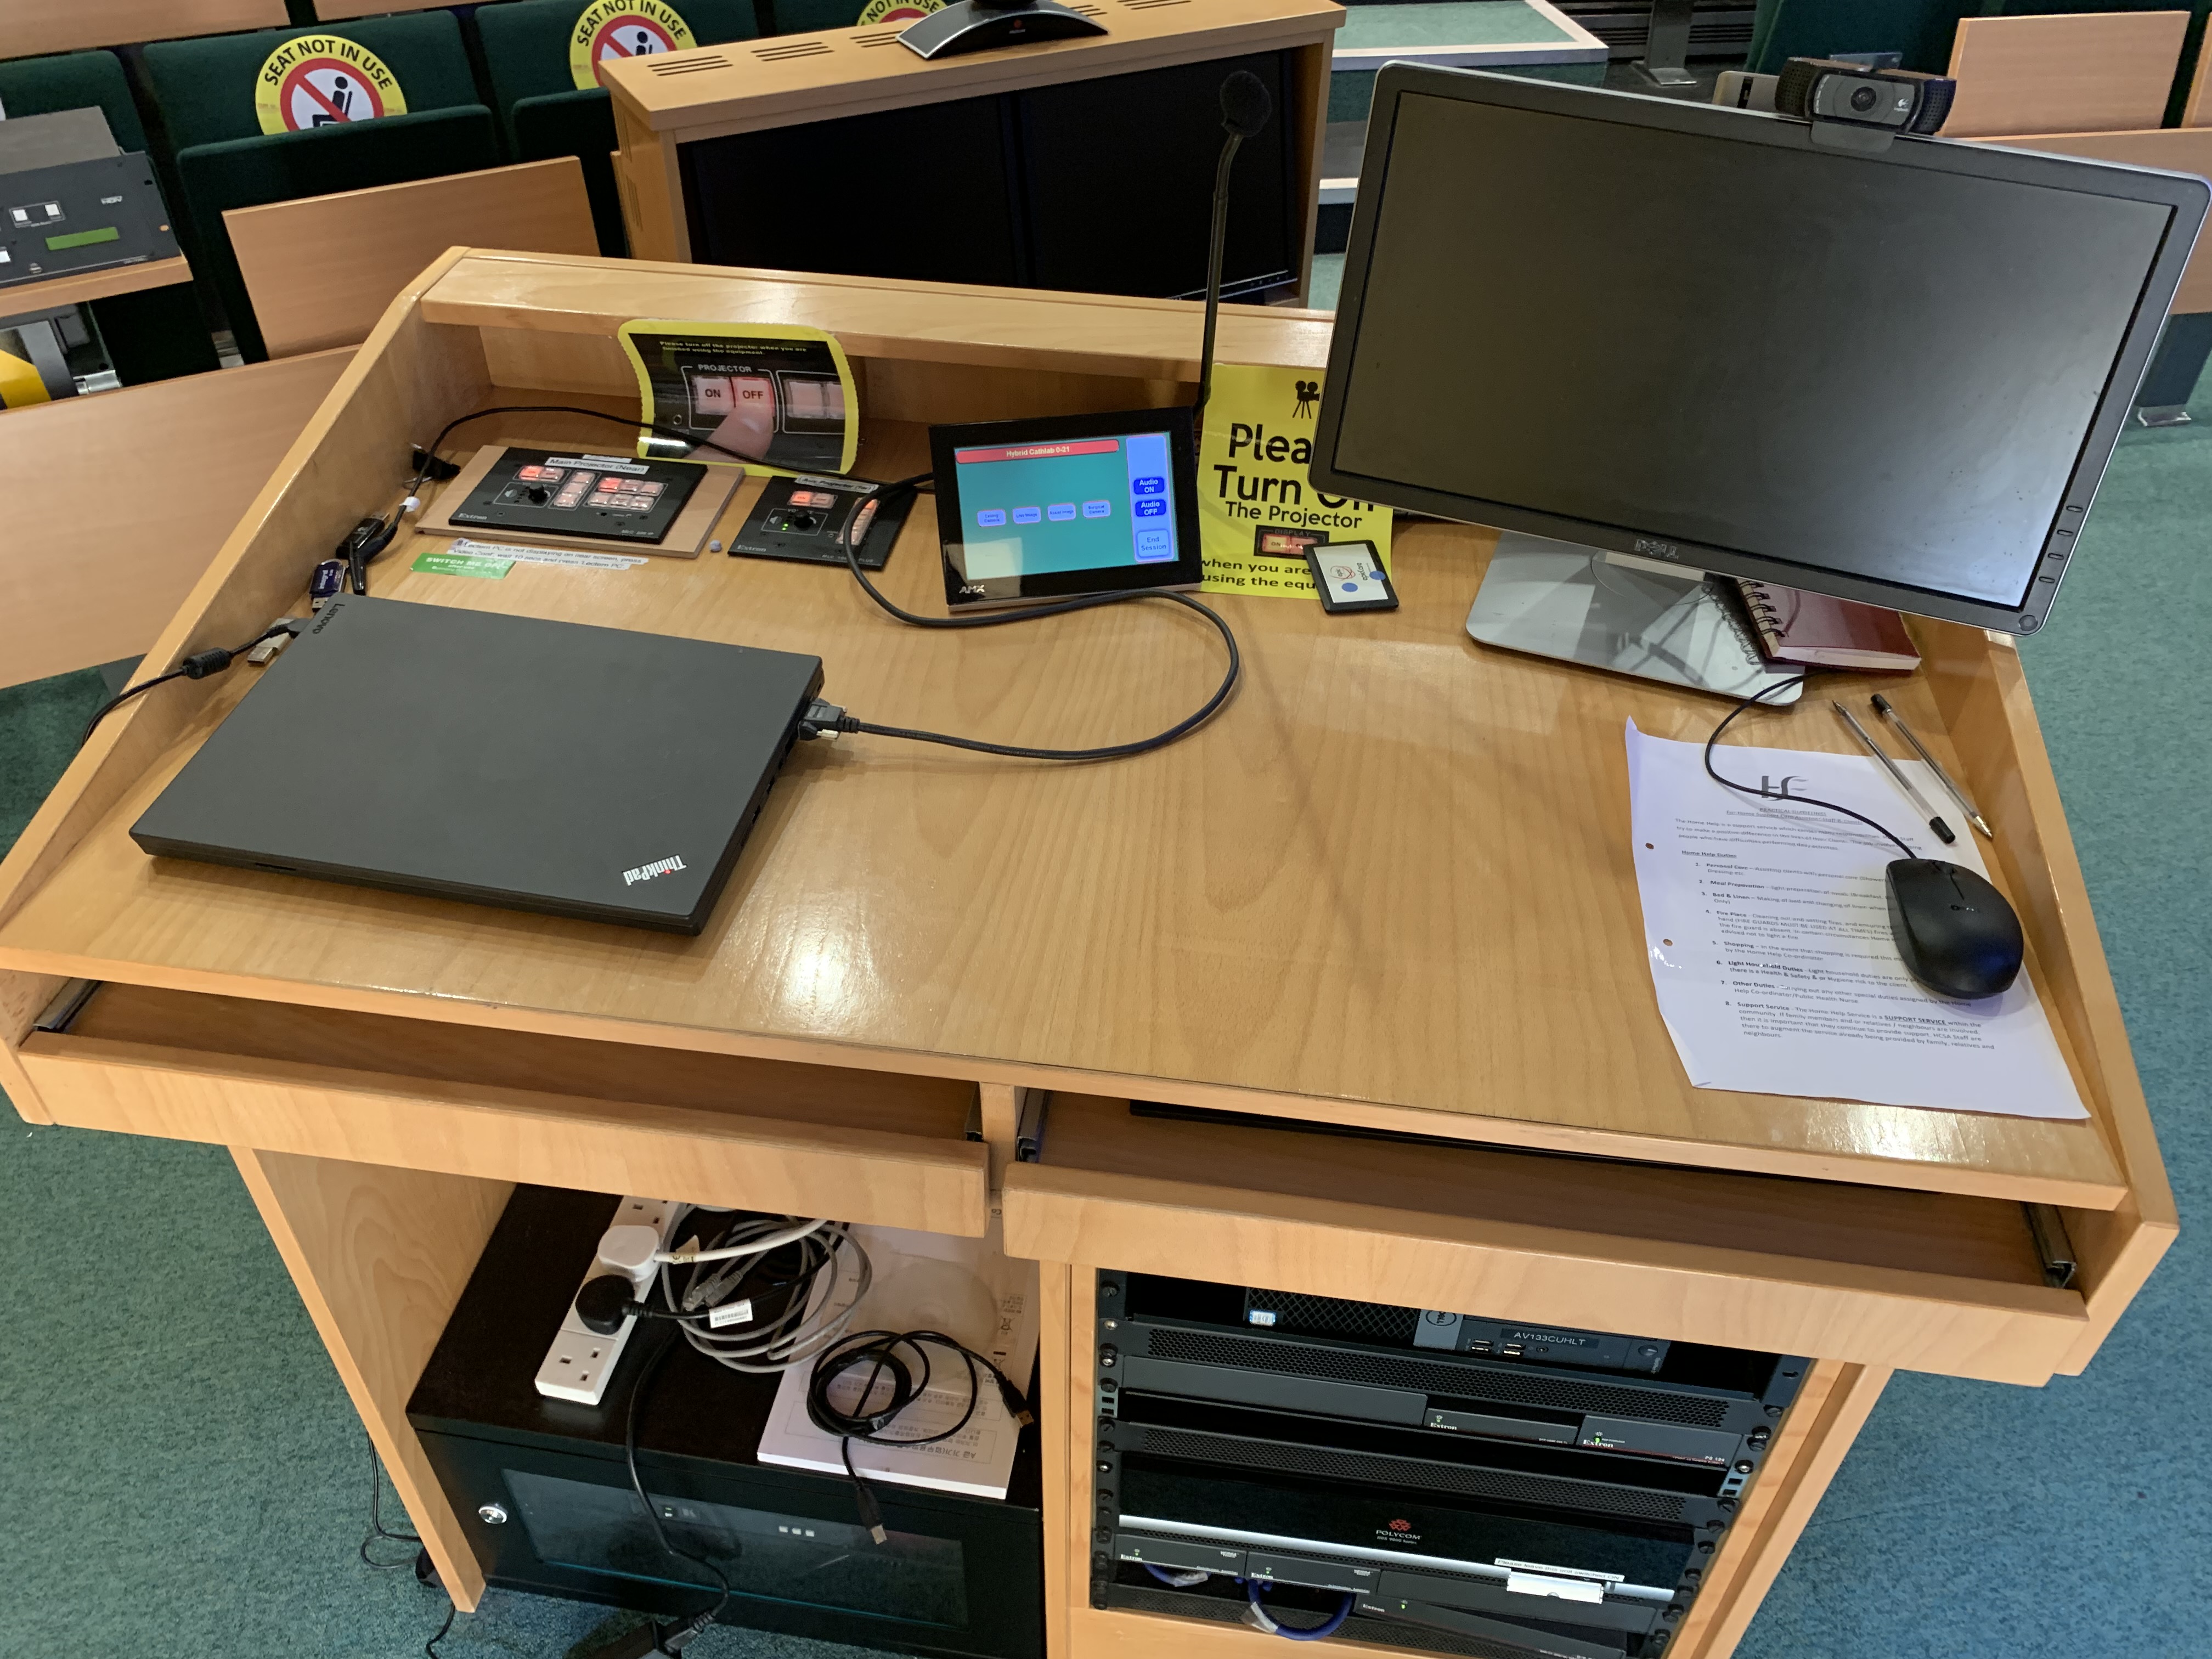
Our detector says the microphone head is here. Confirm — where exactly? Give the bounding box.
[1220,70,1273,139]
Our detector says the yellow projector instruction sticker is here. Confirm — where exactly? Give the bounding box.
[1198,363,1391,598]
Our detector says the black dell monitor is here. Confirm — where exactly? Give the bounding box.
[1310,65,2207,697]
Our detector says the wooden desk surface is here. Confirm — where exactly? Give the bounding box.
[0,348,357,691]
[603,0,1345,138]
[0,274,2132,1207]
[0,2,282,59]
[0,256,193,318]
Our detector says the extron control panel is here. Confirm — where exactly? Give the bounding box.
[1,127,179,290]
[0,109,179,290]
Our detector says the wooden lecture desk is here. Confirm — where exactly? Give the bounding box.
[0,249,2172,1659]
[603,0,1341,299]
[0,347,357,690]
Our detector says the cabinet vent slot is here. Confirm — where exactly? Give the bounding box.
[647,53,734,74]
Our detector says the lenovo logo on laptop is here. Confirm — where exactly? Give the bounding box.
[623,855,689,887]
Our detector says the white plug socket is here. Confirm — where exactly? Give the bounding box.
[534,1195,680,1406]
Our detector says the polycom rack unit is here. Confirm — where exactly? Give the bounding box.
[1091,1270,1808,1657]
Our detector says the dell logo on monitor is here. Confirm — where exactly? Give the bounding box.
[1633,537,1684,561]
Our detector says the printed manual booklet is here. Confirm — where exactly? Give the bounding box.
[757,1221,1038,1499]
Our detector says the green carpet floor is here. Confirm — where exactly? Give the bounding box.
[2,376,2204,1656]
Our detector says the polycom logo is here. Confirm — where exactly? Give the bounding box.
[1387,1520,1412,1532]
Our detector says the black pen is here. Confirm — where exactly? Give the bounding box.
[1871,693,1994,839]
[1833,702,1955,845]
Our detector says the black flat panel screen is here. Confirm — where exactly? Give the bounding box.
[1312,69,2207,631]
[1015,50,1298,299]
[680,94,1023,287]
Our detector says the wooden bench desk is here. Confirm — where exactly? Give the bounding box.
[0,347,356,690]
[0,249,2172,1659]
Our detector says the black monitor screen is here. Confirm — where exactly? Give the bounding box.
[1318,81,2196,624]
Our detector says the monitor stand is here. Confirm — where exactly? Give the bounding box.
[1464,531,1804,703]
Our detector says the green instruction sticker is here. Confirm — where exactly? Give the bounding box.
[412,549,512,579]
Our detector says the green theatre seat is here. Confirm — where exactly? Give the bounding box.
[142,13,493,362]
[176,106,500,360]
[0,48,218,382]
[472,0,762,255]
[511,89,624,253]
[143,13,483,151]
[760,0,867,29]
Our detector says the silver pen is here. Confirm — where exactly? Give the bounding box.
[1871,692,1994,839]
[1832,702,1956,845]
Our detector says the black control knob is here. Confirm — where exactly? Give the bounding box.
[788,511,819,532]
[525,486,550,504]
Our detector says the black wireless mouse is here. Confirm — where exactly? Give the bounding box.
[1885,859,2024,1000]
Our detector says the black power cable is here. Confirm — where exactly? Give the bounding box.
[409,402,837,486]
[623,1329,732,1646]
[804,1328,1033,1544]
[1702,673,1918,859]
[358,1430,421,1570]
[409,406,1243,763]
[79,622,296,747]
[821,473,1242,761]
[423,1601,457,1658]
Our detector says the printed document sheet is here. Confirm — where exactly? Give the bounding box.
[758,1221,1037,1499]
[1626,721,2086,1118]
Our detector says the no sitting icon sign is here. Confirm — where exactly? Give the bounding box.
[569,1,699,89]
[254,35,408,135]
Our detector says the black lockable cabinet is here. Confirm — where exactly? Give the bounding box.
[679,49,1299,300]
[408,1186,1044,1659]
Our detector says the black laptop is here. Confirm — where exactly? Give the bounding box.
[131,597,823,934]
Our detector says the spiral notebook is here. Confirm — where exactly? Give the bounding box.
[1734,579,1920,672]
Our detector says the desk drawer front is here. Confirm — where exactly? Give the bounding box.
[22,991,990,1237]
[1004,1096,2088,1384]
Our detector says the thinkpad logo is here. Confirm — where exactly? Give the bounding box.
[623,855,688,887]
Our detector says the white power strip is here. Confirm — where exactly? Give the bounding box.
[534,1194,683,1406]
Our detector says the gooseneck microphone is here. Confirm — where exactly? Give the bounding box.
[1192,70,1274,430]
